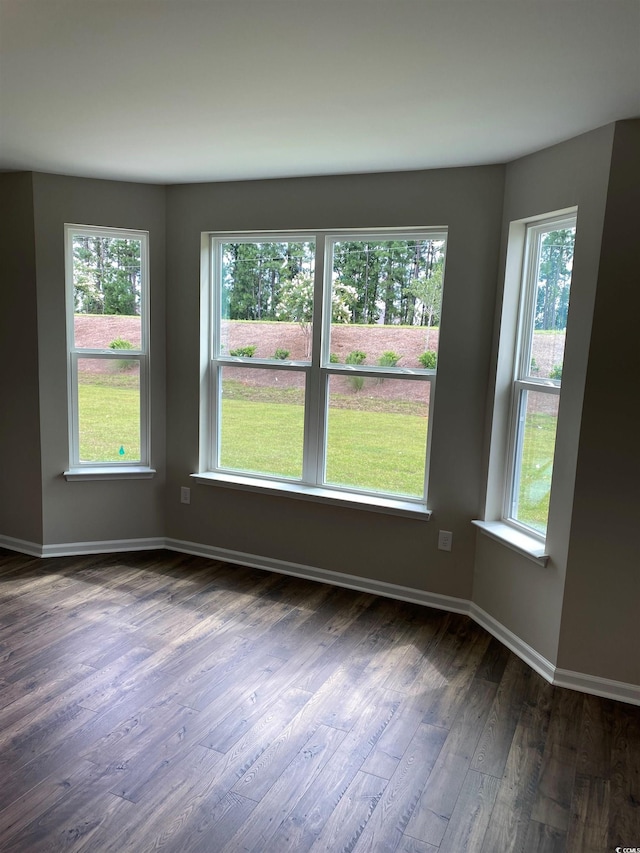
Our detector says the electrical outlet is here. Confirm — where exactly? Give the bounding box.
[438,530,453,552]
[180,486,191,505]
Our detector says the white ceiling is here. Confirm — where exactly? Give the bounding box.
[1,0,639,184]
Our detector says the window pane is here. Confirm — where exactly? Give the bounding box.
[73,236,142,349]
[527,227,575,380]
[511,390,559,534]
[328,238,445,369]
[77,357,141,463]
[325,376,430,498]
[219,366,305,478]
[219,241,315,361]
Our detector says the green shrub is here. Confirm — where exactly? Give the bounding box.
[346,350,366,392]
[549,363,563,380]
[530,357,539,374]
[329,352,339,363]
[109,337,134,351]
[273,348,290,360]
[377,351,401,367]
[418,350,437,369]
[230,345,257,358]
[109,337,136,371]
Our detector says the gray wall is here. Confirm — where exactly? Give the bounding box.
[557,120,640,684]
[473,125,615,664]
[0,173,43,544]
[31,173,167,545]
[165,167,505,599]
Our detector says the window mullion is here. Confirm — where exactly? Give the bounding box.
[302,234,326,484]
[422,375,436,503]
[69,352,80,466]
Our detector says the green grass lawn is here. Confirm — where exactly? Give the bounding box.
[78,375,140,462]
[514,412,557,533]
[325,407,427,496]
[220,398,305,478]
[78,377,557,529]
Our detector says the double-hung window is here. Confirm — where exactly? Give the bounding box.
[202,229,447,514]
[64,225,151,477]
[505,214,576,537]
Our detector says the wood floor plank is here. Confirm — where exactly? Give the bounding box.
[0,761,126,853]
[474,635,512,684]
[397,836,439,853]
[307,770,388,853]
[479,673,553,853]
[470,653,532,778]
[360,619,455,781]
[405,677,498,846]
[421,624,490,729]
[350,722,447,853]
[531,687,584,832]
[0,758,100,846]
[608,703,640,851]
[438,770,500,853]
[566,774,611,853]
[0,660,96,723]
[524,819,567,853]
[576,693,615,777]
[220,724,346,852]
[75,744,226,853]
[264,685,403,853]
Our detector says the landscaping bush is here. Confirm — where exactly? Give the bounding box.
[346,350,366,392]
[229,345,257,358]
[272,348,290,360]
[329,352,339,363]
[377,351,401,367]
[109,337,136,371]
[549,364,563,380]
[418,350,437,369]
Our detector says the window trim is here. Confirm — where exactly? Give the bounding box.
[502,211,577,541]
[63,224,153,478]
[200,227,446,511]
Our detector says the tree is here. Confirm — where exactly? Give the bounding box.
[535,229,575,331]
[408,262,443,328]
[73,235,141,315]
[221,241,314,321]
[276,275,356,357]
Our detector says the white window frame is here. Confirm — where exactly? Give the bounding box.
[504,212,576,539]
[64,224,153,480]
[196,228,447,518]
[474,208,577,564]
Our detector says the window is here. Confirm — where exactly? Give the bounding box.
[505,215,576,537]
[201,230,447,513]
[65,225,151,476]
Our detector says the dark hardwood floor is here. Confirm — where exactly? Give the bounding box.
[0,548,638,852]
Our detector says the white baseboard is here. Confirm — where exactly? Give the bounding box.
[40,538,165,558]
[164,538,471,615]
[470,603,557,683]
[553,667,640,706]
[0,534,44,557]
[3,533,638,706]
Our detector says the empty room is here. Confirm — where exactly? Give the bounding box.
[1,1,639,851]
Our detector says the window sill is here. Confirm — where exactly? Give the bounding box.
[64,467,156,481]
[192,472,432,521]
[472,520,549,566]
